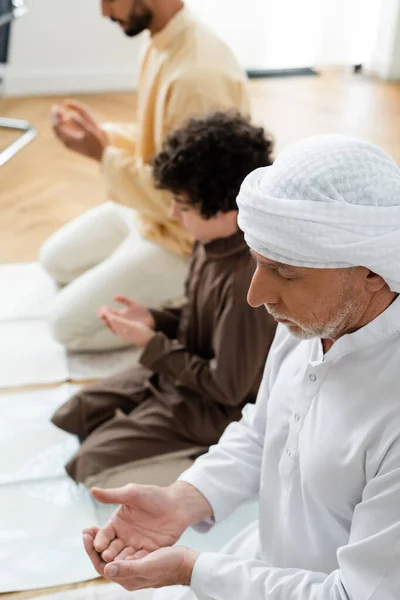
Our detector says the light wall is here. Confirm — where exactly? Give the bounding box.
[187,0,323,70]
[368,0,400,79]
[4,0,142,96]
[318,0,383,67]
[4,0,399,97]
[187,0,382,70]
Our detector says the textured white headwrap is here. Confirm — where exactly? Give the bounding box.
[237,134,400,292]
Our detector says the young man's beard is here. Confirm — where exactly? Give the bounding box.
[123,2,153,37]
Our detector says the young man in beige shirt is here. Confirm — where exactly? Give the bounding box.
[40,0,250,351]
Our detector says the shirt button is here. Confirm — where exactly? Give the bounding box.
[294,413,300,422]
[286,448,292,457]
[309,373,317,382]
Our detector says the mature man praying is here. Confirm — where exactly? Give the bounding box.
[83,134,400,599]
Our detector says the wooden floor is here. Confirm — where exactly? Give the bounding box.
[1,70,400,599]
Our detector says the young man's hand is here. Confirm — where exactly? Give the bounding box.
[102,313,155,347]
[98,296,155,330]
[51,99,108,161]
[98,296,156,346]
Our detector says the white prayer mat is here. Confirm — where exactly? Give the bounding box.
[31,584,156,600]
[0,320,69,388]
[0,385,79,484]
[0,262,57,321]
[0,385,99,592]
[0,477,99,592]
[0,318,140,387]
[68,346,141,381]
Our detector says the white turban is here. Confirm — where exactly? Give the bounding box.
[237,134,400,292]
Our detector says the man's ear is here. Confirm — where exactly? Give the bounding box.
[364,270,387,292]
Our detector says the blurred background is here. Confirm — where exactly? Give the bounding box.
[0,0,396,96]
[1,0,400,263]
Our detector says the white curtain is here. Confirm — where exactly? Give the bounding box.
[317,0,384,66]
[186,0,383,69]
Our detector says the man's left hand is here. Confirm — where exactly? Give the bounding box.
[84,528,199,590]
[104,310,156,347]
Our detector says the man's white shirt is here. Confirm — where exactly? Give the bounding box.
[180,296,400,599]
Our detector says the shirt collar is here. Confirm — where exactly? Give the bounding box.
[151,6,193,51]
[324,294,400,362]
[202,230,248,261]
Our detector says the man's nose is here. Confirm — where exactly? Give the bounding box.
[247,267,279,308]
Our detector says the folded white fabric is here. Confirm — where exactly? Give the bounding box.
[0,320,69,388]
[31,584,143,600]
[0,262,57,322]
[31,583,167,600]
[0,478,98,592]
[0,317,140,388]
[237,134,400,292]
[68,346,142,381]
[0,385,79,484]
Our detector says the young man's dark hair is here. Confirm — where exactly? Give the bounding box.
[153,110,274,219]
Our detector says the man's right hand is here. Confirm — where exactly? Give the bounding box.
[86,482,213,563]
[51,99,108,161]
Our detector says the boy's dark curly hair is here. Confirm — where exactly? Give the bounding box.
[152,110,274,219]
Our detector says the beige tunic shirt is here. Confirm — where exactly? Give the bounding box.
[102,6,250,257]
